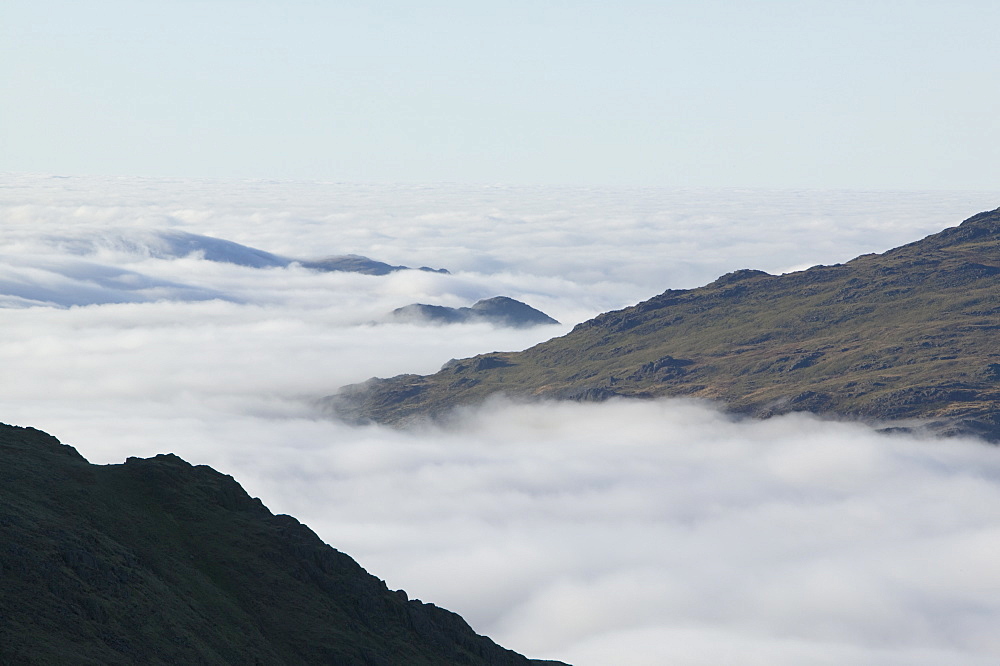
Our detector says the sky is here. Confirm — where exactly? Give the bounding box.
[2,1,999,187]
[3,177,1000,664]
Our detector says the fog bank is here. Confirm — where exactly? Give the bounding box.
[3,176,1000,664]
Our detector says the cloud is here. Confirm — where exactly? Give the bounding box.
[47,228,291,268]
[3,175,1000,664]
[230,400,1000,665]
[0,254,227,307]
[33,393,1000,665]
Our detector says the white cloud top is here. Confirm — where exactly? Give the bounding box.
[2,176,1000,664]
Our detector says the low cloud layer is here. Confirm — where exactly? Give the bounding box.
[27,392,1000,665]
[283,401,1000,666]
[3,176,1000,664]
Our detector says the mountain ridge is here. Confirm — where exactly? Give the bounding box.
[71,229,452,275]
[0,422,564,665]
[2,229,450,308]
[327,208,1000,441]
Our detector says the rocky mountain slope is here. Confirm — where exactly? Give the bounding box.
[328,208,1000,441]
[0,423,563,665]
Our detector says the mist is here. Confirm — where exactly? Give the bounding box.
[3,175,1000,664]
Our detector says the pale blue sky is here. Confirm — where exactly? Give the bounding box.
[2,1,998,187]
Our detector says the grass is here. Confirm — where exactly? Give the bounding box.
[329,207,1000,440]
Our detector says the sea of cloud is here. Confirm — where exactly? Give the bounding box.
[2,174,1000,664]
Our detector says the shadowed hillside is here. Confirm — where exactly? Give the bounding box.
[328,208,1000,441]
[0,423,565,665]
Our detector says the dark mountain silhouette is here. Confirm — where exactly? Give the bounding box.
[0,423,565,665]
[327,208,1000,441]
[392,297,559,328]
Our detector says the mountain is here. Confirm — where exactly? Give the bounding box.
[2,230,451,308]
[0,423,564,665]
[52,229,448,274]
[130,231,450,275]
[327,208,1000,441]
[0,257,227,308]
[58,229,451,274]
[392,297,560,328]
[299,255,450,276]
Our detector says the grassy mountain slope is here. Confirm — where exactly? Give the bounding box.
[328,208,1000,440]
[0,423,563,665]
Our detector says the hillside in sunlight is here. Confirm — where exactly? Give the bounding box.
[329,208,1000,441]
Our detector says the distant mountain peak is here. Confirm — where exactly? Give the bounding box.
[52,228,450,275]
[299,254,449,275]
[1,230,452,308]
[391,296,559,328]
